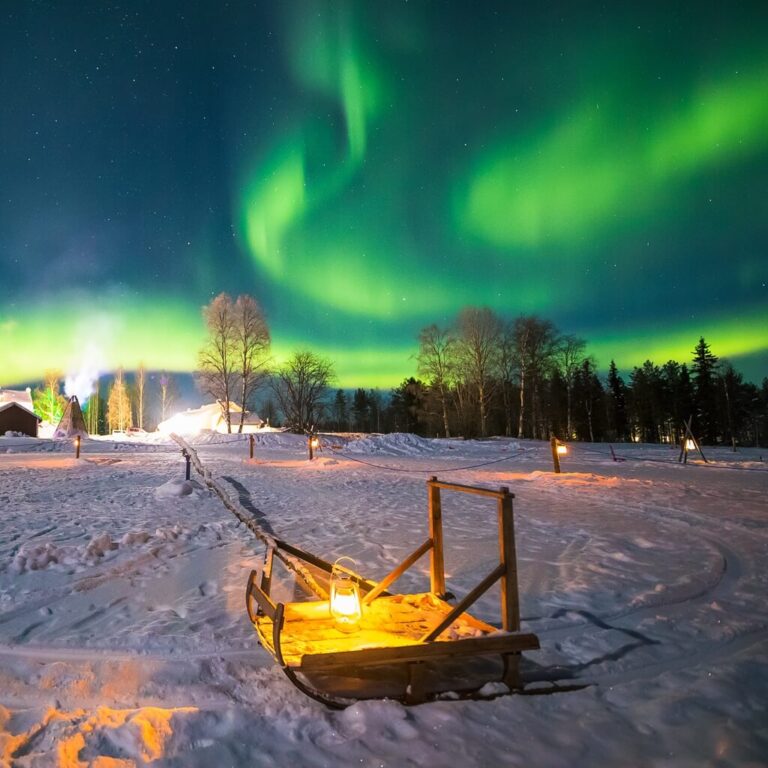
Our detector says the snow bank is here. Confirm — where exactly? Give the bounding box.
[344,432,445,456]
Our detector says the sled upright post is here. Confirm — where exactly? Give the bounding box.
[427,476,446,598]
[497,487,519,632]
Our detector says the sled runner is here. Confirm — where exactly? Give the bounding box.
[246,477,540,707]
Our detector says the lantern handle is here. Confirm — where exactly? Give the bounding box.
[332,555,358,577]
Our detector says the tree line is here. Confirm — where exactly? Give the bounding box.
[28,296,768,446]
[408,309,766,446]
[199,298,766,447]
[312,311,766,448]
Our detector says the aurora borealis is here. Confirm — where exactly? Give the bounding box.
[1,2,766,389]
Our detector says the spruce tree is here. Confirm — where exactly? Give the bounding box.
[630,361,664,443]
[352,388,369,431]
[368,389,383,433]
[332,389,348,431]
[661,361,695,443]
[389,378,427,435]
[691,337,720,444]
[606,360,628,441]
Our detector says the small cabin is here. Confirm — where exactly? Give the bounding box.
[0,402,42,437]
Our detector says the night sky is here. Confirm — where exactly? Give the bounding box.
[2,1,767,389]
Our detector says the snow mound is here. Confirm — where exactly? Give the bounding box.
[155,479,204,499]
[84,532,116,559]
[10,532,117,573]
[186,430,309,451]
[8,524,212,575]
[344,433,443,456]
[10,542,59,573]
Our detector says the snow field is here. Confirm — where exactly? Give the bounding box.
[0,434,766,766]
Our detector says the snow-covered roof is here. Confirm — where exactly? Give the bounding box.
[157,402,263,434]
[0,388,34,409]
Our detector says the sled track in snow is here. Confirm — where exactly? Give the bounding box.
[529,493,766,691]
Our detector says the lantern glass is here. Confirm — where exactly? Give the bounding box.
[685,438,696,451]
[330,557,362,632]
[556,443,567,456]
[310,436,320,449]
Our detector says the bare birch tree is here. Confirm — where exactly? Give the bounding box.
[454,307,501,437]
[233,294,271,433]
[416,324,455,438]
[135,363,147,430]
[271,350,334,433]
[514,315,558,439]
[198,293,271,433]
[159,372,175,423]
[498,320,517,437]
[555,335,586,439]
[198,293,238,432]
[107,368,132,432]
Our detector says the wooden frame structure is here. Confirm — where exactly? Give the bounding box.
[678,417,708,464]
[246,477,539,706]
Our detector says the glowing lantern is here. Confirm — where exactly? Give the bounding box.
[310,436,320,450]
[330,557,362,632]
[685,438,696,451]
[556,443,568,456]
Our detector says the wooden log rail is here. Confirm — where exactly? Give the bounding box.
[170,433,329,600]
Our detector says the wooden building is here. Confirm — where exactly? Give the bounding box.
[0,402,41,437]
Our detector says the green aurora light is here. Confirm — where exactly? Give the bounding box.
[458,65,768,249]
[1,2,766,391]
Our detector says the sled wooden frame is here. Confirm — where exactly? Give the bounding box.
[246,477,539,707]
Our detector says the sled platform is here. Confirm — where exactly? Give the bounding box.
[246,477,540,707]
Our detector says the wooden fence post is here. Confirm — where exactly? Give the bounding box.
[428,477,446,597]
[550,436,561,474]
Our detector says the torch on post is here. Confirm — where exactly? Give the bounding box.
[308,434,320,461]
[550,436,567,473]
[74,435,81,459]
[182,448,191,480]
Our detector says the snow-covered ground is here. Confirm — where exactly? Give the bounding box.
[0,432,766,766]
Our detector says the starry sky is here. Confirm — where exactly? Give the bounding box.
[1,1,767,388]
